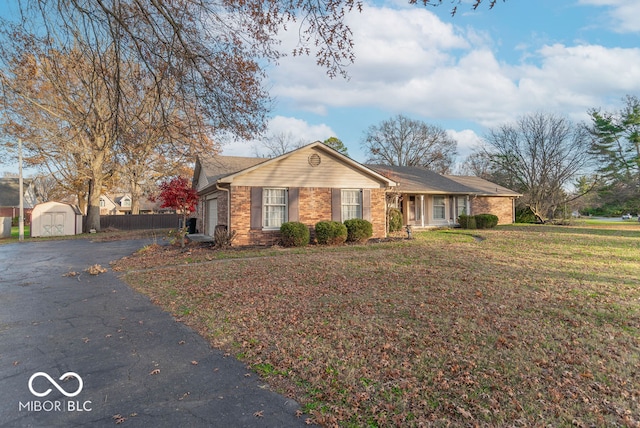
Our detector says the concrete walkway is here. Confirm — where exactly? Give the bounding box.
[0,238,309,427]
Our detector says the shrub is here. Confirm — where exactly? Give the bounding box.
[458,214,476,229]
[213,225,237,248]
[475,214,499,229]
[344,218,373,243]
[280,222,310,247]
[388,208,403,232]
[315,221,347,245]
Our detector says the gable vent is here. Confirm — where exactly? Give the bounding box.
[308,153,321,167]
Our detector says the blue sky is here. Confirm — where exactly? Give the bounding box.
[2,0,640,175]
[225,0,640,165]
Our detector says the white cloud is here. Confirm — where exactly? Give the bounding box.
[578,0,640,33]
[447,129,483,159]
[219,116,335,156]
[268,3,640,132]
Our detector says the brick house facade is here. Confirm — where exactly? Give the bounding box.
[193,143,396,246]
[192,144,520,246]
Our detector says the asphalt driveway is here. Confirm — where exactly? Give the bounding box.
[0,238,309,427]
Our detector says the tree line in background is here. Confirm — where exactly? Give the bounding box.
[0,0,500,232]
[5,0,633,227]
[458,96,640,222]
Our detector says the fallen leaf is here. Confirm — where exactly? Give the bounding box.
[253,410,264,418]
[86,264,107,275]
[149,369,160,375]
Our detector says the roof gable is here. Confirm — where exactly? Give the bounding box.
[195,142,395,192]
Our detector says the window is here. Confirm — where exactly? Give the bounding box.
[341,189,362,221]
[456,197,467,217]
[433,196,446,220]
[121,197,131,207]
[263,188,287,228]
[99,198,105,208]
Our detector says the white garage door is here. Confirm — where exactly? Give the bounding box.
[206,198,217,235]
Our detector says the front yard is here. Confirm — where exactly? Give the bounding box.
[113,224,640,427]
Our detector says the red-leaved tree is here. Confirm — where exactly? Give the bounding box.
[155,176,198,247]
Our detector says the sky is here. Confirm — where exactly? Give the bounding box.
[222,0,640,165]
[2,0,640,174]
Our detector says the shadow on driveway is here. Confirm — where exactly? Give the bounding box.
[0,238,310,427]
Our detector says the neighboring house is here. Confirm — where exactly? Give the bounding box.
[192,141,396,246]
[0,177,38,220]
[369,165,521,227]
[99,194,167,215]
[99,194,119,215]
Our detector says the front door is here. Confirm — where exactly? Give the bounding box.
[206,198,217,235]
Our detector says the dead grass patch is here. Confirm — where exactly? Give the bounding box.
[113,224,640,427]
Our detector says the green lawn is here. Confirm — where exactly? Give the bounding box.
[10,225,30,239]
[115,224,640,427]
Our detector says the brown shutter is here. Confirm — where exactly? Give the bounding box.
[362,189,371,221]
[331,188,341,221]
[288,187,299,222]
[250,187,262,229]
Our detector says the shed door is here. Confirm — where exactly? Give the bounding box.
[206,198,218,235]
[42,212,65,236]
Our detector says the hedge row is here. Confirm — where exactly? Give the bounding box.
[279,219,373,247]
[458,213,499,229]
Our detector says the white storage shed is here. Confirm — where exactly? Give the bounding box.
[31,201,83,237]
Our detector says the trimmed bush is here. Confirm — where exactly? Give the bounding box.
[344,218,373,243]
[315,221,347,245]
[388,208,403,232]
[458,214,476,229]
[475,214,499,229]
[280,222,310,247]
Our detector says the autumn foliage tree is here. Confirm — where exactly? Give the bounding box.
[155,177,199,248]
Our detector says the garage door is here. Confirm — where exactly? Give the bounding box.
[206,199,217,235]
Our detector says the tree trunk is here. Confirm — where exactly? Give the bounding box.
[76,190,87,215]
[130,179,141,215]
[84,152,106,232]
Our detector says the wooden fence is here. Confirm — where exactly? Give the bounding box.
[93,214,180,231]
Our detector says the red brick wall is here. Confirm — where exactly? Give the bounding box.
[229,186,388,246]
[369,188,387,238]
[470,197,515,225]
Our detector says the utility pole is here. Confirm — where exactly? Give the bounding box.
[18,138,24,241]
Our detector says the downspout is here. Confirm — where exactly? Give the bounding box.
[216,182,230,230]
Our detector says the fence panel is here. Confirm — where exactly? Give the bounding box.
[94,214,180,231]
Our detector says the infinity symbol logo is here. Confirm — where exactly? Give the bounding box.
[28,372,84,398]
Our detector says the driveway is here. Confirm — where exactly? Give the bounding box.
[0,238,308,427]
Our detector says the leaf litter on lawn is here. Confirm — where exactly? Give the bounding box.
[113,225,640,427]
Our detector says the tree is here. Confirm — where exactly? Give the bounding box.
[155,176,199,248]
[252,131,306,158]
[323,137,349,156]
[482,112,591,222]
[0,45,121,230]
[362,114,457,173]
[588,95,640,213]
